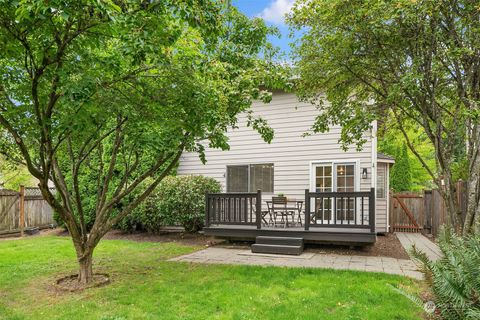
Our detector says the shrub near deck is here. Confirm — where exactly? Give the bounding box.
[0,236,424,320]
[119,175,221,233]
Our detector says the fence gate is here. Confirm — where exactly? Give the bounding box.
[389,193,424,233]
[0,189,20,234]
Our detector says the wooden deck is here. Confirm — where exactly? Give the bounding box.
[204,224,376,245]
[204,189,377,246]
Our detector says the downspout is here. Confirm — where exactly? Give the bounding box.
[371,120,378,232]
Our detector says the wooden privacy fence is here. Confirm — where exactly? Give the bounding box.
[0,186,55,237]
[389,181,466,236]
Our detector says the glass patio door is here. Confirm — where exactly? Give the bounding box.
[334,164,356,223]
[312,163,356,224]
[314,165,333,222]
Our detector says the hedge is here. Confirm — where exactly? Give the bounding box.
[118,175,221,233]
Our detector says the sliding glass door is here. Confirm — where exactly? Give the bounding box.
[314,165,333,221]
[312,163,356,224]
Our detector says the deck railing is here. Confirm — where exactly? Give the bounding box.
[205,188,375,233]
[205,190,261,229]
[304,188,375,232]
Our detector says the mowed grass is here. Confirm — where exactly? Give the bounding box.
[0,235,424,320]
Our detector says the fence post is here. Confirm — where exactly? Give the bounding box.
[388,191,393,233]
[456,180,466,218]
[424,190,432,234]
[205,192,209,228]
[19,185,25,237]
[256,190,262,229]
[305,189,310,231]
[369,187,375,233]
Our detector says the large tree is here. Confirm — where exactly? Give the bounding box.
[288,0,480,234]
[0,0,286,284]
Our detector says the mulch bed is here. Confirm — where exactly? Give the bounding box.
[210,233,409,259]
[55,273,110,292]
[52,228,222,247]
[52,228,408,259]
[103,229,224,247]
[305,233,410,259]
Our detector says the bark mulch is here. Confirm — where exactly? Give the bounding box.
[305,233,410,259]
[55,273,110,292]
[217,233,409,260]
[103,229,224,247]
[51,228,408,259]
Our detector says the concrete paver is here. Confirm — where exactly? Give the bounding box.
[169,247,423,280]
[396,232,442,261]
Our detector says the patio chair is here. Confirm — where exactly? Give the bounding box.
[264,202,275,227]
[261,209,272,227]
[271,196,294,228]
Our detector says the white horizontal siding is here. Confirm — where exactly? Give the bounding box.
[375,163,388,232]
[178,91,386,232]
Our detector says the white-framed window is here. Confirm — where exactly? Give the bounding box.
[226,164,274,193]
[376,166,386,198]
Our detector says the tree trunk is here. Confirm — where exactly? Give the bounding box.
[464,154,480,234]
[78,250,94,284]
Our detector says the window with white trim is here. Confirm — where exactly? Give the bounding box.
[226,164,274,193]
[376,166,386,198]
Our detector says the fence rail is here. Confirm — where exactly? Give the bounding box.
[304,188,375,232]
[24,187,56,199]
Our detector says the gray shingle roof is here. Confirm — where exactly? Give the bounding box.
[377,152,395,161]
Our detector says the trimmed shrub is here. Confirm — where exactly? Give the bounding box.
[411,228,480,319]
[118,175,221,233]
[391,142,413,192]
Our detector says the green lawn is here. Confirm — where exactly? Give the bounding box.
[0,235,424,319]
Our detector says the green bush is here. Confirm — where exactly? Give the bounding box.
[118,175,221,233]
[390,142,413,192]
[53,210,64,229]
[411,228,480,319]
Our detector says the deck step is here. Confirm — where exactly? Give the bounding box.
[252,236,304,255]
[251,243,303,255]
[255,236,304,246]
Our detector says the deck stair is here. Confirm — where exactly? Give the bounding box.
[251,236,304,255]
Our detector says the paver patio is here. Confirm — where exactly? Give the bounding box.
[396,232,442,261]
[170,247,424,280]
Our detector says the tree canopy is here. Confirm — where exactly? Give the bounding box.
[288,0,480,234]
[0,0,289,284]
[0,157,34,190]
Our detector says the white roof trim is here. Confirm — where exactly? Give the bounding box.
[377,158,395,164]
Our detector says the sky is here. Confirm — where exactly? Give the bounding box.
[232,0,297,57]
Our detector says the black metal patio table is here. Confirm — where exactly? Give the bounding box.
[265,200,304,227]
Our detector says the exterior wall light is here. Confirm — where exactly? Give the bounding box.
[362,168,368,179]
